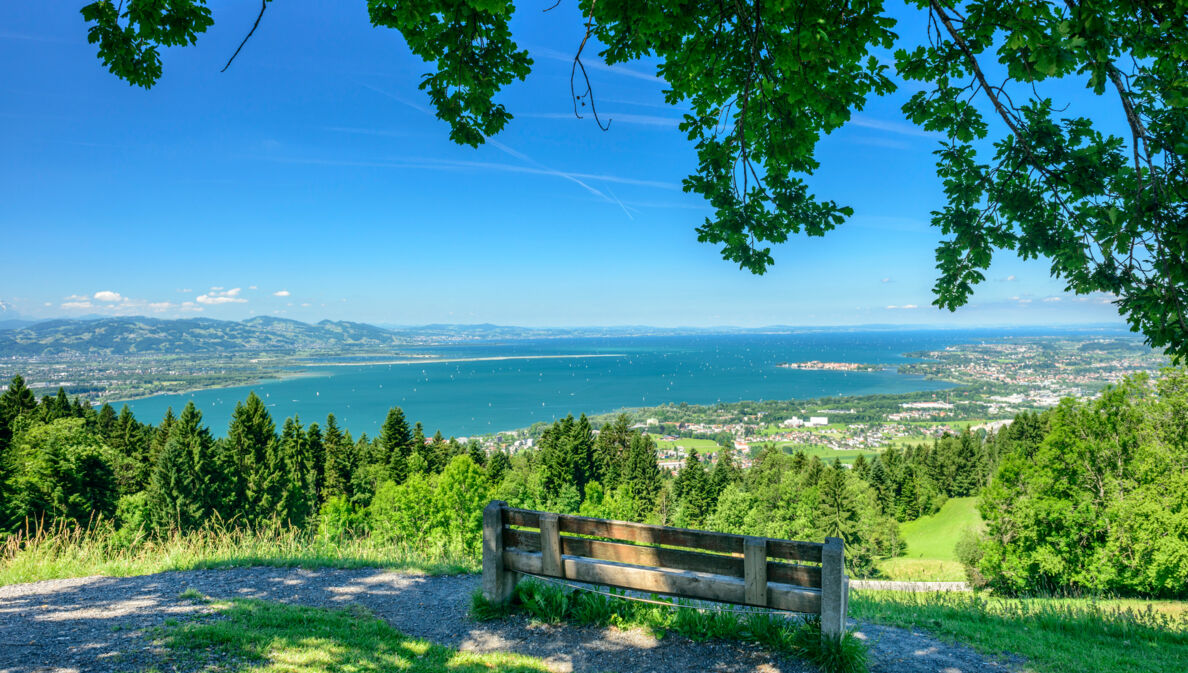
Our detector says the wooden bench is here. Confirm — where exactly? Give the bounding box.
[481,500,850,638]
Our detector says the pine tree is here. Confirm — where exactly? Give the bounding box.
[322,414,359,503]
[177,402,221,521]
[624,432,662,518]
[950,430,982,496]
[150,407,176,465]
[539,416,575,502]
[593,414,632,487]
[114,405,152,491]
[802,455,825,487]
[0,374,38,457]
[467,440,486,467]
[851,454,870,481]
[351,432,382,506]
[868,457,892,514]
[149,404,217,531]
[487,449,510,484]
[275,417,312,527]
[673,449,711,527]
[227,393,276,521]
[379,407,412,483]
[708,444,739,501]
[307,422,325,506]
[817,460,858,543]
[48,387,72,421]
[96,403,117,443]
[426,430,449,473]
[572,414,596,491]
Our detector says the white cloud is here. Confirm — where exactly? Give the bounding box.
[273,290,291,297]
[301,302,312,307]
[178,288,193,293]
[148,302,174,311]
[248,285,258,290]
[93,290,123,302]
[881,277,893,283]
[849,114,937,138]
[196,288,247,305]
[1043,296,1062,303]
[62,301,92,309]
[534,47,663,84]
[886,304,918,310]
[1005,275,1017,281]
[65,294,88,301]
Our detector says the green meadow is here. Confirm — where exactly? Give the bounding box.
[879,497,982,581]
[654,438,723,452]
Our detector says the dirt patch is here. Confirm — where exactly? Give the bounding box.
[0,568,1021,673]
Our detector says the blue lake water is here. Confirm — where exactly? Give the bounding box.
[122,329,1115,437]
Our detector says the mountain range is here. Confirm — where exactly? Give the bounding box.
[0,316,407,356]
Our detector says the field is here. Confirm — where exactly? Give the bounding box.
[878,497,982,581]
[773,442,878,465]
[654,438,723,453]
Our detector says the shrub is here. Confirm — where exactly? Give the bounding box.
[317,496,363,541]
[955,527,987,588]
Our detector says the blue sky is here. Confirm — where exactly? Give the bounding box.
[0,1,1127,328]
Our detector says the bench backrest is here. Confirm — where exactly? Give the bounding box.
[481,500,850,637]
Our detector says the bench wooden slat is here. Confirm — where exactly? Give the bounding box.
[505,528,823,589]
[768,561,822,588]
[503,549,821,614]
[506,528,741,577]
[559,515,742,554]
[505,508,540,528]
[504,506,823,562]
[767,539,824,563]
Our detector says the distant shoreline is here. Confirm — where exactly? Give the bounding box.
[296,353,627,367]
[105,369,322,406]
[103,354,628,406]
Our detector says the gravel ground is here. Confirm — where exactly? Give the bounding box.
[0,568,1022,673]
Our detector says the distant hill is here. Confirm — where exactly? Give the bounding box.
[0,316,409,357]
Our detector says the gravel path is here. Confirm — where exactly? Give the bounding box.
[0,568,1022,673]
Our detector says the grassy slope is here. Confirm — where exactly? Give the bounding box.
[878,497,982,581]
[851,590,1188,673]
[900,496,982,560]
[150,597,548,673]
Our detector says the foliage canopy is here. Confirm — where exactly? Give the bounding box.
[78,1,1188,354]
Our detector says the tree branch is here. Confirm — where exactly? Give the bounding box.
[222,0,269,73]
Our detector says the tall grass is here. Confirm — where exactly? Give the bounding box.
[0,519,475,586]
[850,589,1188,673]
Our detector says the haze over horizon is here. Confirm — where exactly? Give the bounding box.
[2,2,1130,328]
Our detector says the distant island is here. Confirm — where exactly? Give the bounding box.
[777,361,883,372]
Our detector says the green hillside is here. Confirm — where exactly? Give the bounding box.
[880,497,983,581]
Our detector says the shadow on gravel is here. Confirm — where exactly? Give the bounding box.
[0,567,1018,673]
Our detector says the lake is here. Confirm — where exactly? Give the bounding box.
[121,329,1101,437]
